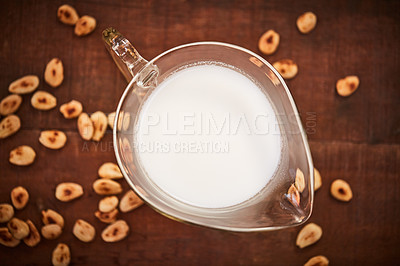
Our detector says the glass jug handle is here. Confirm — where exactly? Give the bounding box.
[102,27,148,82]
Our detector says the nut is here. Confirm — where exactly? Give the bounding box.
[91,111,107,141]
[11,186,29,210]
[0,94,22,116]
[107,112,115,129]
[77,113,94,140]
[287,184,300,206]
[44,58,64,88]
[57,4,79,25]
[296,12,317,34]
[314,168,322,191]
[41,224,62,240]
[94,209,118,224]
[99,196,119,213]
[52,243,71,266]
[7,217,30,239]
[101,220,129,242]
[59,100,83,119]
[39,130,67,149]
[42,209,64,228]
[72,219,95,242]
[55,182,84,202]
[98,162,123,179]
[74,15,96,36]
[0,227,20,247]
[93,179,122,195]
[31,91,57,110]
[0,115,21,139]
[296,222,323,248]
[273,59,298,79]
[336,75,359,97]
[23,219,41,247]
[8,75,39,94]
[258,30,280,55]
[121,112,131,131]
[249,56,264,68]
[0,204,14,223]
[119,190,144,213]
[304,255,329,266]
[9,145,36,166]
[330,179,353,202]
[295,168,305,193]
[121,138,134,163]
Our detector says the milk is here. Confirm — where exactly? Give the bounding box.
[134,63,282,208]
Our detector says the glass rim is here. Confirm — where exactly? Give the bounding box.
[112,41,314,232]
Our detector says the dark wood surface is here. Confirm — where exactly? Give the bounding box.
[1,0,399,265]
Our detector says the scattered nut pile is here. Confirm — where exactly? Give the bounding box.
[0,162,143,264]
[258,11,360,97]
[0,4,144,266]
[257,12,356,266]
[57,5,96,36]
[0,5,358,266]
[286,166,353,266]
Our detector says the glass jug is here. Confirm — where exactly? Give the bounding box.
[103,27,314,232]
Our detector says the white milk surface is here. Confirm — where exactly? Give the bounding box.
[135,64,282,208]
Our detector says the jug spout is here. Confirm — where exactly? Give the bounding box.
[102,27,149,82]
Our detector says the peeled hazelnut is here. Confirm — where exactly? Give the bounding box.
[90,111,107,141]
[42,209,64,228]
[121,112,131,131]
[296,223,323,248]
[0,115,21,139]
[8,75,39,94]
[295,168,305,193]
[0,94,22,116]
[8,218,30,239]
[74,15,96,36]
[55,182,84,202]
[296,12,317,34]
[59,100,83,119]
[304,255,329,266]
[330,179,353,202]
[11,186,29,210]
[23,220,41,247]
[258,30,280,55]
[0,204,14,223]
[41,224,62,240]
[99,196,119,213]
[72,219,95,242]
[108,112,116,129]
[314,168,322,191]
[119,190,144,213]
[57,4,79,25]
[95,209,118,224]
[39,130,67,149]
[77,113,94,140]
[115,111,127,131]
[44,58,64,88]
[273,59,298,79]
[31,91,57,110]
[9,145,36,166]
[336,75,359,97]
[52,243,71,266]
[287,184,300,206]
[0,227,20,247]
[101,220,129,242]
[93,179,122,195]
[98,162,123,179]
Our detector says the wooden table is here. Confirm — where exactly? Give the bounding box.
[1,0,399,265]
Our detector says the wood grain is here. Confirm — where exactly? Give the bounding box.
[0,0,399,265]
